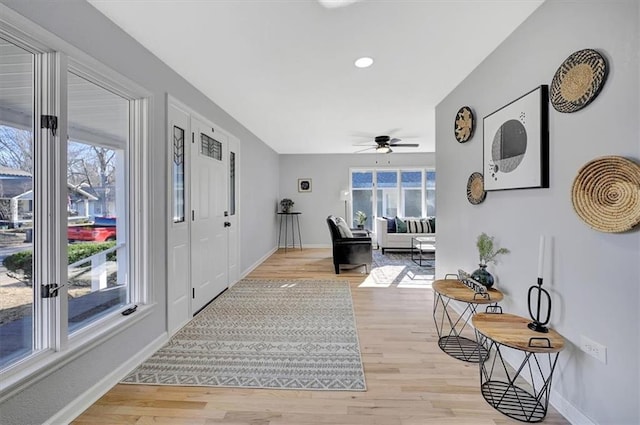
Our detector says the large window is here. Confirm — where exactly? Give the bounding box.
[0,28,148,379]
[350,168,435,229]
[376,170,398,218]
[66,70,130,333]
[352,171,373,229]
[0,38,35,367]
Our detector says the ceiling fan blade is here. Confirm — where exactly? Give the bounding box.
[389,137,402,144]
[389,143,419,147]
[352,141,375,146]
[354,146,376,153]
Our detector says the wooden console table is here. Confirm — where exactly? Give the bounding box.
[472,312,565,423]
[432,279,503,362]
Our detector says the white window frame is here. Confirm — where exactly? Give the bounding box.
[0,4,152,400]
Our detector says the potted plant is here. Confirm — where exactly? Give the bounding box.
[472,233,510,288]
[280,198,294,213]
[355,210,367,229]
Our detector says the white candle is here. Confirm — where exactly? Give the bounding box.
[537,235,545,278]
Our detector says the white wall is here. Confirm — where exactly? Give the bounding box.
[279,152,435,246]
[435,1,639,424]
[0,1,279,423]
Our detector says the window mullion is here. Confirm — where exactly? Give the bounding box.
[422,170,426,217]
[32,47,46,354]
[397,170,402,217]
[372,170,376,220]
[54,52,69,351]
[129,98,149,304]
[35,52,68,352]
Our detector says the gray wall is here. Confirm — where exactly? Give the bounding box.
[279,152,435,246]
[0,1,279,423]
[435,1,639,424]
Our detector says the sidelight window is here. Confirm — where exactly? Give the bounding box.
[172,126,185,223]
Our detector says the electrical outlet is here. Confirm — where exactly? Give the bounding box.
[580,335,607,364]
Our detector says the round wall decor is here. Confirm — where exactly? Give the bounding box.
[467,172,487,205]
[550,48,608,113]
[454,106,474,143]
[571,156,640,232]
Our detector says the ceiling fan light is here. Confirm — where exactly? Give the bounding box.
[354,57,374,68]
[376,145,391,154]
[318,0,361,8]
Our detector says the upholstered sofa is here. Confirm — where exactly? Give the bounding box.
[375,217,436,254]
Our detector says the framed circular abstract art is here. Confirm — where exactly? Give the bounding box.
[550,48,608,113]
[454,106,474,143]
[467,172,487,205]
[571,156,640,232]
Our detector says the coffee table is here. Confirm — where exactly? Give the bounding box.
[411,236,435,266]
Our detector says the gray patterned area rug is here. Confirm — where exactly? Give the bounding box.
[122,279,366,391]
[362,250,435,287]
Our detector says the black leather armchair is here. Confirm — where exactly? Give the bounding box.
[326,215,372,274]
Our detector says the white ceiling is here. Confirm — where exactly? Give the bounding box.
[88,0,544,154]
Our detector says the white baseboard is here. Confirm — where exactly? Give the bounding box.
[240,246,278,279]
[551,389,595,425]
[44,332,168,425]
[299,243,331,248]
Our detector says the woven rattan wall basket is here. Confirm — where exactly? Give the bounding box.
[550,48,608,113]
[571,156,640,232]
[467,172,486,205]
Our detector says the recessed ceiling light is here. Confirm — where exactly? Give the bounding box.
[354,57,374,68]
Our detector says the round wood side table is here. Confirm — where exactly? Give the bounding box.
[432,278,503,362]
[472,312,565,422]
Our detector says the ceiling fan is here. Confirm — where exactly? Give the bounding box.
[354,135,419,154]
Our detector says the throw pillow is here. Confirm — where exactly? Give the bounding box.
[406,219,428,233]
[383,216,396,233]
[335,217,353,238]
[395,216,407,233]
[428,217,436,233]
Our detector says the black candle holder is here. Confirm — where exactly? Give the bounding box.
[527,277,551,333]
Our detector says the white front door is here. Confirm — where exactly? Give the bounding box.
[190,118,228,314]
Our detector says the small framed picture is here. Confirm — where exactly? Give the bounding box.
[298,178,312,193]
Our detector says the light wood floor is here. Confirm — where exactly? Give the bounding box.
[72,248,569,425]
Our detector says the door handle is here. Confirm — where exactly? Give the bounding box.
[224,222,231,227]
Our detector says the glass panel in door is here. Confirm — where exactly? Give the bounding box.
[0,38,36,367]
